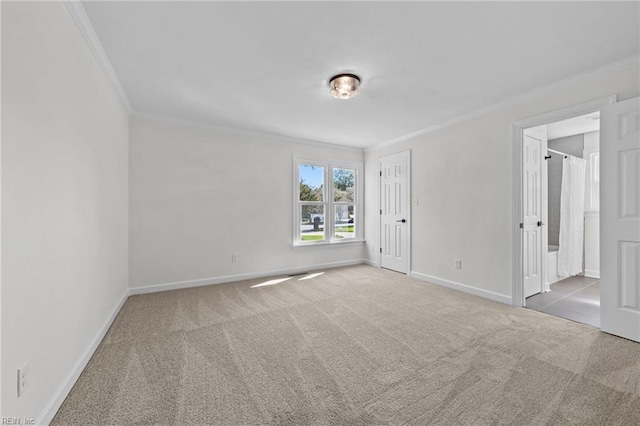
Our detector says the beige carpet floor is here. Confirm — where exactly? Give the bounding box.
[52,265,640,425]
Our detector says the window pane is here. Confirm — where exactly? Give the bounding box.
[334,205,355,239]
[301,205,325,241]
[299,164,324,202]
[333,168,355,202]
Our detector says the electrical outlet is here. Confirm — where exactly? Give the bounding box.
[454,259,462,269]
[231,254,238,263]
[18,363,29,397]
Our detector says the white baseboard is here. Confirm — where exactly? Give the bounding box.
[584,269,600,279]
[37,288,129,426]
[410,271,512,305]
[547,276,564,286]
[363,259,379,267]
[129,259,366,295]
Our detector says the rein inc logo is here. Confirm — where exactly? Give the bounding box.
[1,418,35,425]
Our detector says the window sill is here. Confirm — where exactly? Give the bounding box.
[292,239,365,249]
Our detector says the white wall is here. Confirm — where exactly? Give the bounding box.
[584,213,600,278]
[129,117,365,290]
[2,2,129,422]
[0,1,4,418]
[364,64,640,301]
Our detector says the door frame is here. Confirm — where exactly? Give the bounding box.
[378,150,411,274]
[511,96,616,307]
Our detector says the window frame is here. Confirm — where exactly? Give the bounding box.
[293,158,363,246]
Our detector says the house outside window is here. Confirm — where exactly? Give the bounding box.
[294,159,363,245]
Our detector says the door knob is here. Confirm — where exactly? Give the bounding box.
[397,219,406,223]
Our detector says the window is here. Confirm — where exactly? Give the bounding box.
[295,159,363,245]
[585,151,600,211]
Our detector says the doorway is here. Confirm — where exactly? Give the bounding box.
[379,151,411,274]
[514,96,640,342]
[524,113,601,327]
[511,96,615,325]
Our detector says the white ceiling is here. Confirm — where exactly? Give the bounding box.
[82,1,639,148]
[548,112,600,141]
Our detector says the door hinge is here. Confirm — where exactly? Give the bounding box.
[379,171,382,177]
[380,247,382,253]
[380,209,382,215]
[519,223,523,229]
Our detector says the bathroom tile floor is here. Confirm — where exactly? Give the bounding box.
[526,275,600,328]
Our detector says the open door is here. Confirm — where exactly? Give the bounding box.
[522,128,547,298]
[601,96,640,343]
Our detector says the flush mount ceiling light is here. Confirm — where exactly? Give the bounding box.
[329,74,361,99]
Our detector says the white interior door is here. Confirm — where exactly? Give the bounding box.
[380,151,410,274]
[523,128,546,298]
[601,96,640,342]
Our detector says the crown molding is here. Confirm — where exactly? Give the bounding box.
[368,55,639,152]
[132,111,364,152]
[58,1,638,153]
[64,1,133,114]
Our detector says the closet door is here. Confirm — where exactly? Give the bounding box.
[379,151,410,274]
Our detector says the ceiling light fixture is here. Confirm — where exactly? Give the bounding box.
[329,74,361,99]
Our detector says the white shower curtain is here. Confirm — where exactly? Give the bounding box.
[557,156,587,277]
